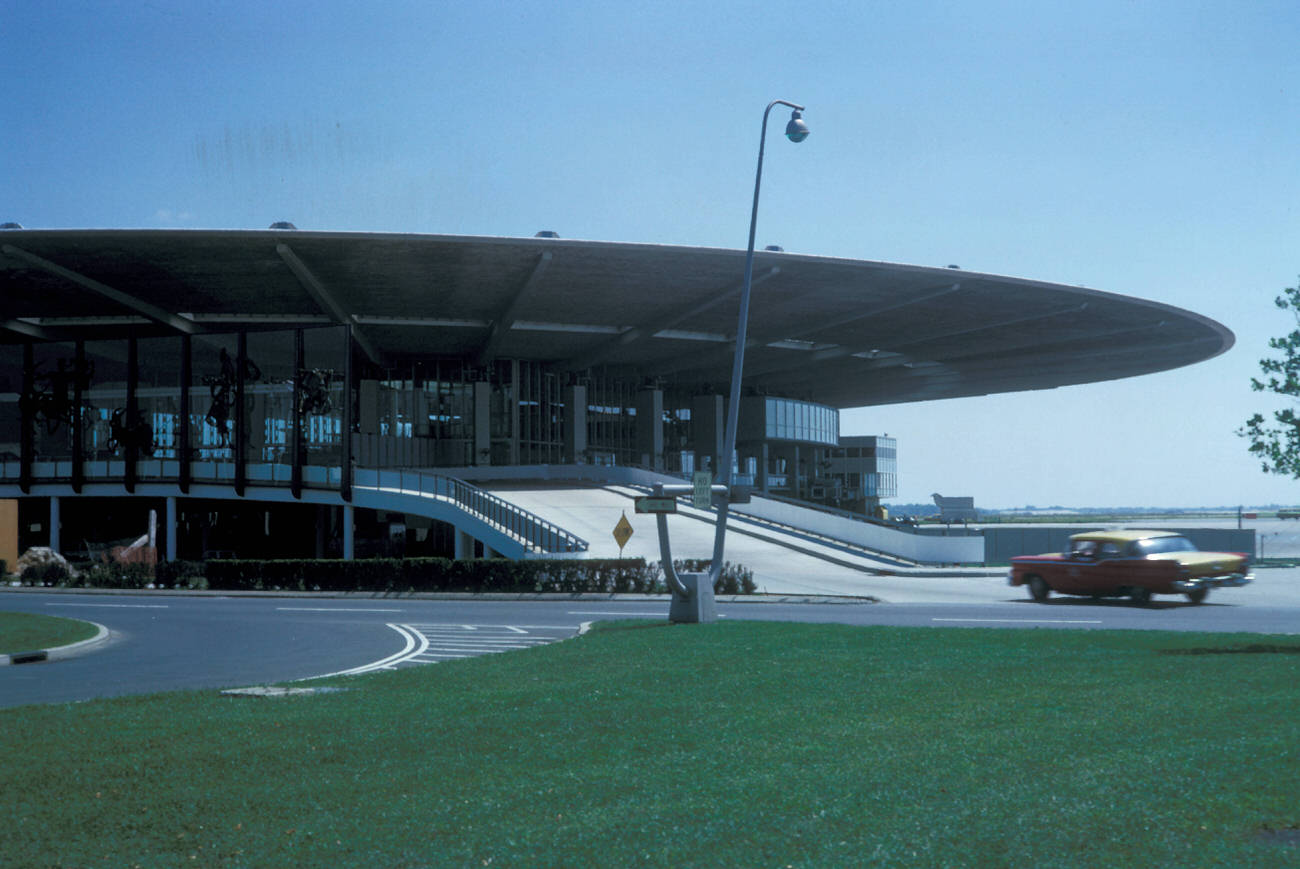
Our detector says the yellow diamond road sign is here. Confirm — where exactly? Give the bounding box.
[613,512,634,552]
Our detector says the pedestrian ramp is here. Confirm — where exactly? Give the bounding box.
[480,483,921,596]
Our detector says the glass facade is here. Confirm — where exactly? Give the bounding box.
[826,435,898,513]
[1,325,899,557]
[763,397,839,445]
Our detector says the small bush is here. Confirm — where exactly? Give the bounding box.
[71,563,153,589]
[154,560,207,590]
[65,556,755,595]
[652,559,756,595]
[20,561,70,587]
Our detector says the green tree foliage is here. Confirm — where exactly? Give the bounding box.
[1242,279,1300,476]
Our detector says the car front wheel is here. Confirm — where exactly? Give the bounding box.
[1129,586,1152,605]
[1027,575,1050,602]
[1184,588,1209,604]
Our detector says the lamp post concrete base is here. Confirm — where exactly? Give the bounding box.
[668,572,718,624]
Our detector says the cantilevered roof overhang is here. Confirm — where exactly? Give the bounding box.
[0,229,1233,408]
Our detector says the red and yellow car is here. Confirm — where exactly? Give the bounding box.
[1009,530,1252,605]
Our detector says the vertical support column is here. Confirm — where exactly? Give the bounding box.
[315,505,328,558]
[473,381,491,465]
[179,334,192,494]
[235,332,247,497]
[635,388,664,470]
[48,495,60,555]
[455,527,474,559]
[165,496,177,562]
[759,442,770,494]
[341,325,353,503]
[125,335,139,494]
[509,359,520,466]
[690,394,725,474]
[563,384,587,463]
[72,341,85,493]
[19,343,33,494]
[342,503,354,560]
[291,329,304,499]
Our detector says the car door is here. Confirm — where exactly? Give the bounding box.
[1057,539,1100,593]
[1088,541,1131,594]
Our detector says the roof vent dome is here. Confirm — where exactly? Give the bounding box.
[1,222,22,230]
[534,230,560,238]
[269,221,298,230]
[764,245,784,252]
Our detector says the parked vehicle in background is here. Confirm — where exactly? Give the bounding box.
[1009,530,1252,605]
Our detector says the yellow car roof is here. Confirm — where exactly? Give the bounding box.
[1068,530,1183,544]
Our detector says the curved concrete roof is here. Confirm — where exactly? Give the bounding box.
[0,229,1233,408]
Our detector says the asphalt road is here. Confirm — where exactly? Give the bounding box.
[2,571,1297,710]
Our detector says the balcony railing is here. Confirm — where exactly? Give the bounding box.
[357,469,588,555]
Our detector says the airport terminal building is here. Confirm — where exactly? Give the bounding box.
[0,228,1233,565]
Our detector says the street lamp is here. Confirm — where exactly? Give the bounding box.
[658,100,809,623]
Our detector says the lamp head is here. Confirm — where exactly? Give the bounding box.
[785,109,810,143]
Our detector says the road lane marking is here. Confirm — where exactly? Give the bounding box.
[276,607,404,613]
[932,618,1103,624]
[47,603,169,609]
[306,623,575,680]
[313,624,427,677]
[568,610,665,616]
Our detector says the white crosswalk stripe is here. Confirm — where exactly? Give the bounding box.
[313,623,577,678]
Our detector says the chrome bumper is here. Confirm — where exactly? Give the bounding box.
[1172,572,1253,591]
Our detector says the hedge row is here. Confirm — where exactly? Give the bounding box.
[13,557,758,595]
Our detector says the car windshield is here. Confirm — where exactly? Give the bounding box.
[1131,535,1197,556]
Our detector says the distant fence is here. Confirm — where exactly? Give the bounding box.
[982,527,1257,563]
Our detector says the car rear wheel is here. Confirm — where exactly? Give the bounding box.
[1129,586,1152,605]
[1027,575,1050,602]
[1184,588,1209,604]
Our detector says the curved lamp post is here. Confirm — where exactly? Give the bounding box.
[659,99,809,623]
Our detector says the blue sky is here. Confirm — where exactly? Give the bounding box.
[4,0,1298,507]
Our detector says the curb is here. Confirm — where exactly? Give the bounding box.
[0,622,112,666]
[0,586,881,605]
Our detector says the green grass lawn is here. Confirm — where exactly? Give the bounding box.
[0,611,98,655]
[2,622,1297,867]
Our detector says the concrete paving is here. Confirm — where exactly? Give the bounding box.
[487,483,1010,601]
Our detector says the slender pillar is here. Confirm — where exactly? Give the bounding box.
[455,528,474,559]
[342,503,354,559]
[473,381,491,465]
[315,506,328,557]
[20,343,33,494]
[165,496,177,562]
[291,329,304,499]
[125,336,138,493]
[690,394,725,473]
[235,333,247,497]
[562,384,587,463]
[509,360,520,465]
[179,334,192,494]
[72,341,85,493]
[341,326,353,502]
[635,388,664,470]
[48,495,60,554]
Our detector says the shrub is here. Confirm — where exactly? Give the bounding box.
[154,560,207,590]
[652,559,757,595]
[72,563,153,589]
[65,556,754,595]
[20,561,70,587]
